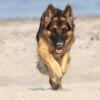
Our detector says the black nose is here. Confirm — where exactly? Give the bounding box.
[56,42,64,48]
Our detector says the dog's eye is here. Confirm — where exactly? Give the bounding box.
[50,28,56,33]
[63,28,68,33]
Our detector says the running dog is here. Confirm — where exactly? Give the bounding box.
[36,4,75,90]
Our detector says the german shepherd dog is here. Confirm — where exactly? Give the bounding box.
[36,4,75,90]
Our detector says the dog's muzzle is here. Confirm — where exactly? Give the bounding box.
[55,42,64,54]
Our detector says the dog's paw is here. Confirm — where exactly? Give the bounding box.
[49,78,62,90]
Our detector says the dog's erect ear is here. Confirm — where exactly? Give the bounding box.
[41,4,55,23]
[63,4,74,29]
[63,4,73,18]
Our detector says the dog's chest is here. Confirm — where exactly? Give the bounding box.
[54,53,63,65]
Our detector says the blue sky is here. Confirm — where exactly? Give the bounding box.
[0,0,100,19]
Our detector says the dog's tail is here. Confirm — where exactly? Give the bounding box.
[36,61,49,75]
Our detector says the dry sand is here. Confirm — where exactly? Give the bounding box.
[0,17,100,100]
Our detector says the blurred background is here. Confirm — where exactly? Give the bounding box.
[0,0,100,19]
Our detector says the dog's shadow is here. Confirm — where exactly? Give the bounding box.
[29,86,68,91]
[29,87,52,91]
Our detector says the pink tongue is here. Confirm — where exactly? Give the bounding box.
[56,49,63,54]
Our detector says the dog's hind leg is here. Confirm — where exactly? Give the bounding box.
[37,60,49,75]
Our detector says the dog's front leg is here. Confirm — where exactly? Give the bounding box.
[61,34,75,75]
[38,45,63,90]
[61,52,70,75]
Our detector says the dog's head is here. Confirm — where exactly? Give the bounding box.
[41,4,75,54]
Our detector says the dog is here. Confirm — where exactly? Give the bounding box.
[36,4,75,90]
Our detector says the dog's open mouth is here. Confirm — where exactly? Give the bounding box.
[55,48,63,54]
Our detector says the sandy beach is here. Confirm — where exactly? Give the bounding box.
[0,17,100,100]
